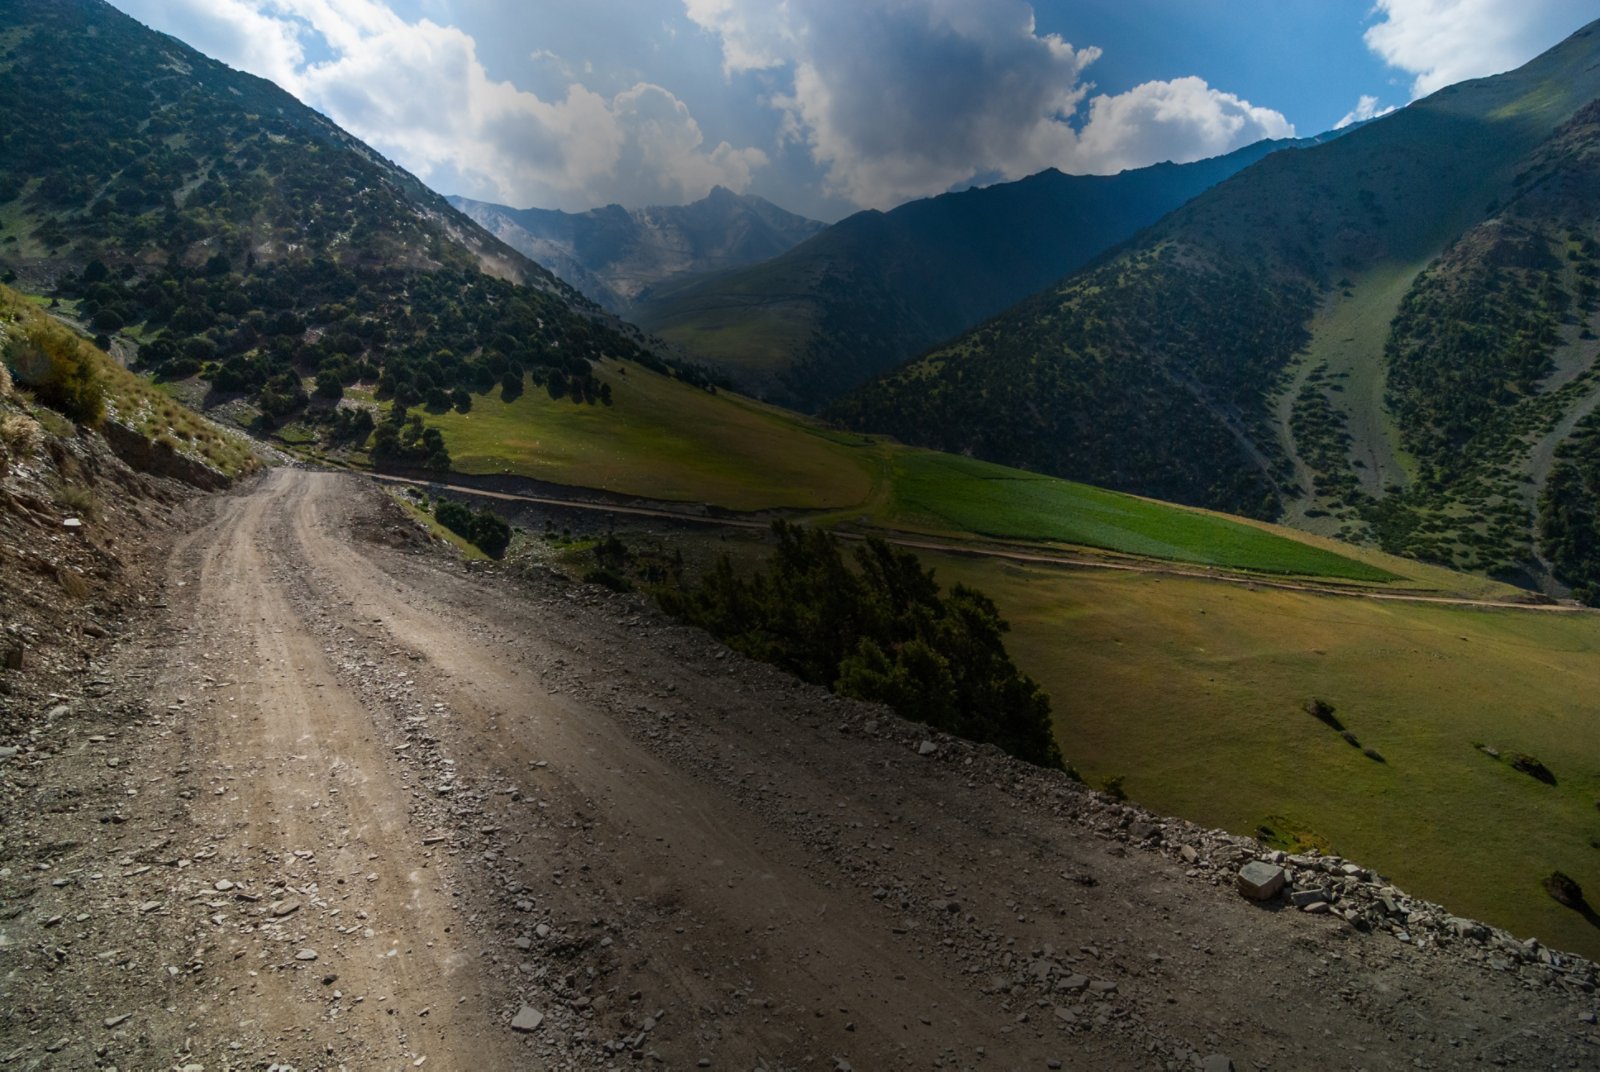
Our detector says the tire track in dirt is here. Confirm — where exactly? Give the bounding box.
[161,470,509,1069]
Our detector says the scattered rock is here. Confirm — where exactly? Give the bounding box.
[1237,861,1287,901]
[510,1005,544,1033]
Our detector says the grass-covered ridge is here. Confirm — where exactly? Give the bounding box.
[406,363,1426,586]
[886,453,1395,581]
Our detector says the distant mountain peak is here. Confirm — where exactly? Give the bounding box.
[449,188,826,313]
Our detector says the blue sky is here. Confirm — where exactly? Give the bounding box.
[106,0,1597,221]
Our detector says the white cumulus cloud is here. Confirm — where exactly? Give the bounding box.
[1365,0,1586,98]
[685,0,1295,210]
[1333,94,1397,130]
[111,0,767,210]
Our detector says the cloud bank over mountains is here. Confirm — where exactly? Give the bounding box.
[109,0,1592,215]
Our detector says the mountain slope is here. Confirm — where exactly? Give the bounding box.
[630,137,1332,407]
[448,187,825,313]
[0,0,674,457]
[836,19,1600,592]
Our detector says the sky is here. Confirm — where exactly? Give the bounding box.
[105,0,1599,222]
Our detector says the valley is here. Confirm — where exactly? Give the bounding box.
[8,0,1600,1064]
[8,467,1600,1071]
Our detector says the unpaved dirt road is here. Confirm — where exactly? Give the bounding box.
[5,468,1600,1070]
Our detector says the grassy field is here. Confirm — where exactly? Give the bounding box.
[425,364,878,511]
[416,366,1455,586]
[883,452,1397,582]
[918,551,1600,960]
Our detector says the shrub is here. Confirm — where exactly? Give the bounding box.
[3,327,105,424]
[660,520,1062,768]
[1544,870,1587,910]
[433,497,510,558]
[584,566,633,592]
[0,412,42,474]
[1508,752,1556,785]
[1303,698,1344,731]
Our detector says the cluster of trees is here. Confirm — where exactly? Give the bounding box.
[371,406,449,469]
[434,498,511,558]
[0,0,716,460]
[832,245,1309,521]
[1385,225,1569,479]
[658,521,1062,768]
[65,257,630,424]
[1539,411,1600,604]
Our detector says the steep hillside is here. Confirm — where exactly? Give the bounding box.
[0,0,681,460]
[449,186,825,313]
[836,19,1600,592]
[632,137,1330,407]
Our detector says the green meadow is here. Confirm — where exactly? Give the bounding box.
[924,552,1600,961]
[417,363,1434,586]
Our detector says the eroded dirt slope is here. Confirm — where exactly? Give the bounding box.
[4,469,1599,1071]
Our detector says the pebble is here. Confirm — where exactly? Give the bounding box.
[295,949,319,961]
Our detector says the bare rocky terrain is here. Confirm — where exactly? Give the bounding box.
[5,467,1600,1071]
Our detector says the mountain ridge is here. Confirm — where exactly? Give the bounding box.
[630,134,1344,408]
[0,0,681,459]
[832,18,1600,594]
[447,186,825,314]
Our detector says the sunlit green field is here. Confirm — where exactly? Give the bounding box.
[418,363,1434,585]
[923,551,1600,961]
[425,364,878,510]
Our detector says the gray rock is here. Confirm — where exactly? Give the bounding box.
[1237,861,1287,901]
[103,1013,130,1028]
[46,704,69,719]
[295,949,318,961]
[1059,974,1089,992]
[1202,1057,1234,1072]
[1180,844,1199,864]
[0,746,19,760]
[510,1005,544,1032]
[917,740,938,756]
[1289,888,1328,907]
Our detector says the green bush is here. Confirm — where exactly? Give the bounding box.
[3,325,105,424]
[659,521,1062,768]
[434,497,511,558]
